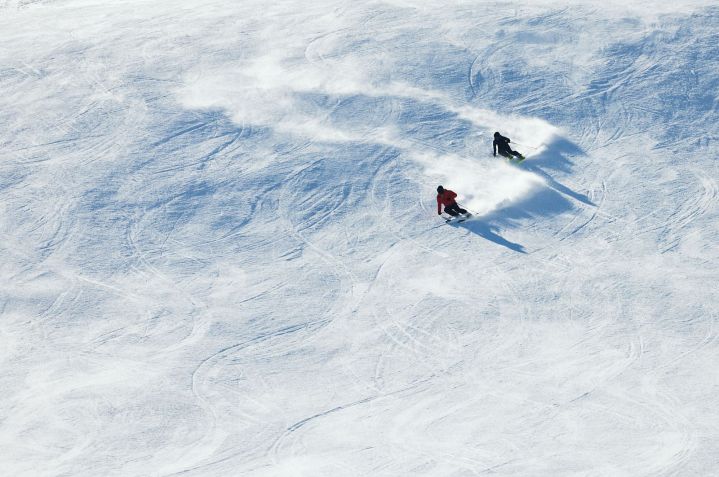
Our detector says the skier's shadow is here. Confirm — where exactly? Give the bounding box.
[520,137,594,207]
[448,218,526,253]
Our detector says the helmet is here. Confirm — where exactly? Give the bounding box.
[494,131,500,137]
[437,185,444,193]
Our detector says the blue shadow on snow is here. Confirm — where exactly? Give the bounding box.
[449,218,527,253]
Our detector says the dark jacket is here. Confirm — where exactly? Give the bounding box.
[493,134,511,156]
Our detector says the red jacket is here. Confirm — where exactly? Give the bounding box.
[437,189,458,214]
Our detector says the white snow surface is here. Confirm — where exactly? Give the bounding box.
[1,1,719,475]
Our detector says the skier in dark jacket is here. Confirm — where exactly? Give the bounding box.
[436,185,469,217]
[493,132,524,160]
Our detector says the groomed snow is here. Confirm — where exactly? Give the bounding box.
[1,1,718,475]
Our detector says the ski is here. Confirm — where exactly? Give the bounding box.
[445,213,472,224]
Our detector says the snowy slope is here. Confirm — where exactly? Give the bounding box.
[1,1,718,476]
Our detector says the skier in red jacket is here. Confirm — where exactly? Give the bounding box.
[436,185,469,218]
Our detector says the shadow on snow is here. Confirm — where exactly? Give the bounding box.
[449,218,527,254]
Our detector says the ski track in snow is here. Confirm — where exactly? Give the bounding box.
[1,1,719,476]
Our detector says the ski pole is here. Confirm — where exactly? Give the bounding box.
[512,141,541,150]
